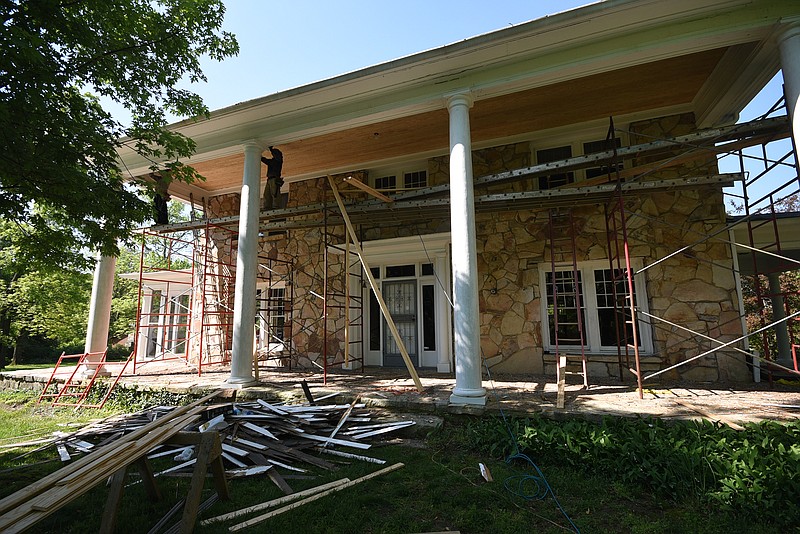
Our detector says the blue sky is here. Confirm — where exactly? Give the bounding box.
[188,1,596,113]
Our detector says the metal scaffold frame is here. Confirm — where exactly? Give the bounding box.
[254,254,295,372]
[130,217,297,377]
[322,186,365,382]
[131,228,197,374]
[127,98,797,398]
[600,96,800,397]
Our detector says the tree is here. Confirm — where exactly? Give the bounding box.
[0,0,238,269]
[0,220,92,367]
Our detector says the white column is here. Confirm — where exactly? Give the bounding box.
[227,141,263,386]
[767,272,793,367]
[447,93,486,406]
[778,23,800,152]
[82,253,116,376]
[435,254,452,373]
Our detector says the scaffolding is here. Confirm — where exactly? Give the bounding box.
[600,97,800,397]
[117,94,799,400]
[322,180,366,382]
[254,254,295,369]
[129,216,297,377]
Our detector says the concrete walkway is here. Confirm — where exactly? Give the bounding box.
[3,361,800,425]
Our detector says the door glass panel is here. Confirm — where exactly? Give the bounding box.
[382,280,418,367]
[422,284,436,351]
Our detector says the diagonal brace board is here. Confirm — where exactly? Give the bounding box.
[327,175,424,393]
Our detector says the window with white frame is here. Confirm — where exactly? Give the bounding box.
[255,285,286,352]
[539,260,651,353]
[535,135,626,190]
[372,168,427,191]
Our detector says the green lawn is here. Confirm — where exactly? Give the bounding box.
[0,390,794,533]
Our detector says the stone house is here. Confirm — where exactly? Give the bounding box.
[95,0,800,405]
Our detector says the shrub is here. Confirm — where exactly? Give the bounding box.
[451,415,800,528]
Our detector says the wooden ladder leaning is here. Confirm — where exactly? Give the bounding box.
[547,208,589,409]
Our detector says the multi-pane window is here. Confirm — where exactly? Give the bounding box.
[373,169,426,191]
[167,294,190,354]
[584,138,623,180]
[374,175,396,190]
[544,270,586,346]
[537,145,574,189]
[541,261,650,353]
[535,136,626,189]
[404,170,427,188]
[256,286,286,350]
[593,268,640,347]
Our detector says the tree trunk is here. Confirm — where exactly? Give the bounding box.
[0,312,11,370]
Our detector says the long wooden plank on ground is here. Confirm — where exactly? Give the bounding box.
[673,399,745,431]
[200,478,351,526]
[324,395,359,447]
[327,175,424,393]
[25,413,201,512]
[229,463,405,531]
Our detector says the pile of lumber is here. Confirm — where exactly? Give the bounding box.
[0,391,221,533]
[0,392,415,532]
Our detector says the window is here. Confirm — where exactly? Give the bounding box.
[534,135,627,189]
[256,286,286,350]
[374,175,396,190]
[422,284,436,351]
[584,138,623,180]
[167,294,190,353]
[544,270,586,345]
[386,264,415,278]
[404,170,427,189]
[540,260,651,353]
[372,167,426,191]
[369,290,381,351]
[537,145,574,189]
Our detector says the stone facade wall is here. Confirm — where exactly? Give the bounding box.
[195,113,749,382]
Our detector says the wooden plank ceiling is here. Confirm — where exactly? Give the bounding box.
[189,47,728,194]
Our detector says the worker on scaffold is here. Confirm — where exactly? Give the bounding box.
[261,146,284,210]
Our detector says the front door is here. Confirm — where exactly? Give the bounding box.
[382,280,418,367]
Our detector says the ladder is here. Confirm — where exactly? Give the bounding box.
[37,350,134,409]
[547,208,589,394]
[38,350,107,407]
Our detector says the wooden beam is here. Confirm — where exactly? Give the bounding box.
[343,175,394,203]
[326,175,424,393]
[229,463,405,531]
[201,478,351,526]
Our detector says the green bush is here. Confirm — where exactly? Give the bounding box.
[452,415,800,528]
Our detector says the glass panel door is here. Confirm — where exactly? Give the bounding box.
[382,280,418,367]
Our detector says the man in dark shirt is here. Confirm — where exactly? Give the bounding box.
[152,173,170,225]
[261,146,284,210]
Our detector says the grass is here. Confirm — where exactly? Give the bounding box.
[0,390,794,533]
[0,362,67,372]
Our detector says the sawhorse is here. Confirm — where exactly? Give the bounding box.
[100,431,229,533]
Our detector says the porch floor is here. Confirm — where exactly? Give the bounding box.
[4,360,800,425]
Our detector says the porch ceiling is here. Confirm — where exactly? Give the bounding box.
[183,47,728,197]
